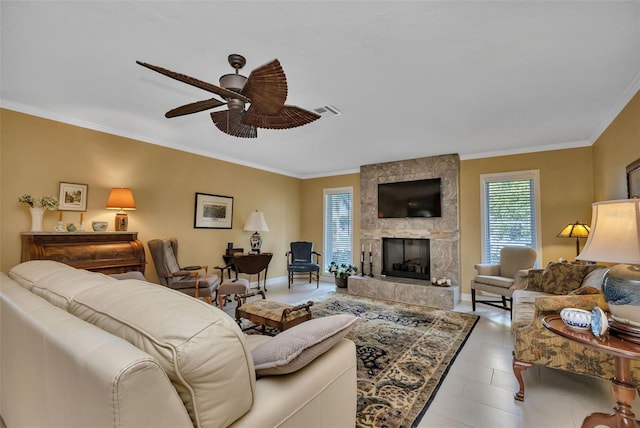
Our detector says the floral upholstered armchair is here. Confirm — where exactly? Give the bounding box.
[511,262,640,401]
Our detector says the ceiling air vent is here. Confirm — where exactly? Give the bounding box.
[313,105,341,119]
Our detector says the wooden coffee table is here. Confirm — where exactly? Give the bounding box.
[543,314,640,428]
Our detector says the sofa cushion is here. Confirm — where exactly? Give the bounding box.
[8,260,75,290]
[30,268,115,310]
[539,262,601,295]
[473,275,514,289]
[580,267,607,290]
[69,278,254,428]
[252,314,356,376]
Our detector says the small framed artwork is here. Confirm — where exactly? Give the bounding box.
[627,158,640,199]
[58,182,88,211]
[194,192,233,229]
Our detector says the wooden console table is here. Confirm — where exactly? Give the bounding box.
[543,315,640,428]
[21,232,146,274]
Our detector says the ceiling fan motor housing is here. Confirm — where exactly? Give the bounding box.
[219,74,247,93]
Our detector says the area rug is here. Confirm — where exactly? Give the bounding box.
[247,293,479,428]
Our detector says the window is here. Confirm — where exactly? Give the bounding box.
[480,170,541,265]
[323,187,353,273]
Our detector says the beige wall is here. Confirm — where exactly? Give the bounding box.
[593,90,640,201]
[300,174,361,267]
[3,90,638,293]
[1,109,301,282]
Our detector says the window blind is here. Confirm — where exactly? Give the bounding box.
[483,177,537,265]
[323,188,353,272]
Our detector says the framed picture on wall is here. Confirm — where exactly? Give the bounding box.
[627,158,640,199]
[194,192,233,229]
[58,182,88,211]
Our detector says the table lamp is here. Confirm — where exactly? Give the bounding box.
[557,221,590,257]
[106,187,136,231]
[576,199,640,343]
[243,211,268,253]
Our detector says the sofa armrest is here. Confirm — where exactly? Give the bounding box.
[512,269,532,291]
[533,293,608,315]
[474,264,500,276]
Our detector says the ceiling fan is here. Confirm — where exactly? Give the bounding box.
[136,54,320,138]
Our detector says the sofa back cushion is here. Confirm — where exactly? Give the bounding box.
[539,262,602,295]
[69,278,254,428]
[30,268,115,310]
[8,260,75,290]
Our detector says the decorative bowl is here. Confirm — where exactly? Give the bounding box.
[560,308,591,330]
[591,306,609,338]
[92,221,108,232]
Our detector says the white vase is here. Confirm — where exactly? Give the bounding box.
[29,207,45,232]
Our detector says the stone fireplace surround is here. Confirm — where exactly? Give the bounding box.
[352,154,461,308]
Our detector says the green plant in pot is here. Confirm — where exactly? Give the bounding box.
[328,261,358,288]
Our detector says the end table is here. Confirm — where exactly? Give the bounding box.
[543,314,640,428]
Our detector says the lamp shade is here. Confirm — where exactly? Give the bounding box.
[243,211,269,232]
[106,188,136,210]
[576,199,640,338]
[557,221,590,239]
[576,199,640,264]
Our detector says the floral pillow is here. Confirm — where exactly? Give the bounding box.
[539,262,601,295]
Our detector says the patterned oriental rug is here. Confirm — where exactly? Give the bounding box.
[248,293,479,428]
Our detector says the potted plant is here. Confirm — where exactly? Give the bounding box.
[328,261,359,288]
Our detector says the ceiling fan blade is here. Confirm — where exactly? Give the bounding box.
[165,98,226,118]
[136,60,249,103]
[241,59,287,115]
[211,110,257,138]
[242,105,320,129]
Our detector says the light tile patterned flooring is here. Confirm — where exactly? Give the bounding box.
[239,276,640,428]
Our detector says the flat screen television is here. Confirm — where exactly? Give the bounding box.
[377,178,442,218]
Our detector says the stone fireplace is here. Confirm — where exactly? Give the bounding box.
[382,238,430,281]
[359,153,460,286]
[351,154,461,308]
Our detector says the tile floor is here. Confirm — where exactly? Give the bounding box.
[239,276,640,428]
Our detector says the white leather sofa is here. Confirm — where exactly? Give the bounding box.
[0,261,357,428]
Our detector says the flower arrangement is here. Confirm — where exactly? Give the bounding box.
[328,261,359,279]
[18,194,59,210]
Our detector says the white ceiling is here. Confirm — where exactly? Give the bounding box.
[2,1,639,178]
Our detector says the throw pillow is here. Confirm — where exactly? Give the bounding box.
[252,314,356,376]
[540,262,601,295]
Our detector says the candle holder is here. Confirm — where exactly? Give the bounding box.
[78,222,85,232]
[54,221,65,232]
[369,262,373,277]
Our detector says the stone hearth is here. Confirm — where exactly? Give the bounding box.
[348,275,459,310]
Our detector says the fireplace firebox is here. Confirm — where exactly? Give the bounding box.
[381,238,430,281]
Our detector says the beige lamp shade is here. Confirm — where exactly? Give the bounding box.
[243,211,268,253]
[576,200,640,264]
[243,211,269,232]
[106,188,136,231]
[576,199,640,339]
[106,188,136,210]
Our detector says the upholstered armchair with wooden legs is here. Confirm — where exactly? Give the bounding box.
[148,238,219,304]
[471,246,537,314]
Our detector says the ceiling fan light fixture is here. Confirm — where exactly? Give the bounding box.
[219,73,247,92]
